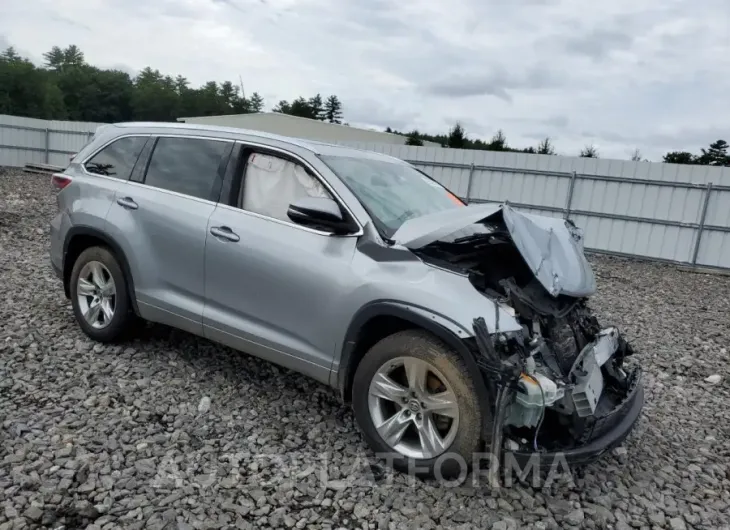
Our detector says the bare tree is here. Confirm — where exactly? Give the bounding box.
[537,137,556,155]
[630,148,644,162]
[488,129,508,151]
[580,144,599,158]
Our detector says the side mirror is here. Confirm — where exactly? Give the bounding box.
[287,197,356,234]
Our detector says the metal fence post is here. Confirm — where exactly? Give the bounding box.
[464,163,476,204]
[564,171,577,219]
[691,182,713,265]
[44,128,50,164]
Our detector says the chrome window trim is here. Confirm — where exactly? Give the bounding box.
[76,172,131,185]
[123,180,220,207]
[81,130,365,237]
[80,133,234,181]
[214,203,361,238]
[83,134,235,200]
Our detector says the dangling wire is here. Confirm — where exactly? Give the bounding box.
[533,377,546,452]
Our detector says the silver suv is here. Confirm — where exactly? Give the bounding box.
[50,122,644,478]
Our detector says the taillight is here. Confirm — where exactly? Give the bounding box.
[51,173,73,191]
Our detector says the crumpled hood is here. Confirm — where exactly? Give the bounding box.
[393,203,596,297]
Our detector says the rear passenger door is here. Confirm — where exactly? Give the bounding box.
[104,135,233,335]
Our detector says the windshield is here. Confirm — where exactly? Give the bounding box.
[320,155,463,238]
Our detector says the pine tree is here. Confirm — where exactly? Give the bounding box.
[537,137,555,155]
[307,93,325,120]
[663,151,696,164]
[249,92,264,112]
[405,131,423,146]
[272,100,291,114]
[288,97,313,118]
[62,45,84,67]
[218,81,238,111]
[447,122,467,148]
[324,95,343,124]
[1,47,21,62]
[43,46,65,69]
[174,75,189,95]
[698,140,729,166]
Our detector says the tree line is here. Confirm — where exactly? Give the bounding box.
[0,45,343,124]
[390,123,559,154]
[660,141,730,166]
[1,45,727,165]
[390,123,729,166]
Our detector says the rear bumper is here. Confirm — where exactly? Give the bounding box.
[505,376,645,470]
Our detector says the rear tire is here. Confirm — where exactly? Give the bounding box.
[70,246,133,343]
[352,330,485,478]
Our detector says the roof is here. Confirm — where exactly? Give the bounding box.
[179,111,413,138]
[177,112,441,147]
[111,121,406,164]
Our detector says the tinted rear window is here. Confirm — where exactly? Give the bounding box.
[144,137,229,200]
[84,136,147,179]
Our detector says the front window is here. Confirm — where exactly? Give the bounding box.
[240,152,332,223]
[320,155,463,238]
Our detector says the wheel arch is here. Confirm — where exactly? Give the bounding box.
[337,301,490,411]
[63,226,140,316]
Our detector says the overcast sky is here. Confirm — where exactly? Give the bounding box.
[2,0,729,160]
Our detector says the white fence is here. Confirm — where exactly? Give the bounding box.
[0,114,103,168]
[1,114,729,269]
[342,143,730,270]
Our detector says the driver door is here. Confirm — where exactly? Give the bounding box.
[202,149,359,383]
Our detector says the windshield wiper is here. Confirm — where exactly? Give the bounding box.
[452,232,493,244]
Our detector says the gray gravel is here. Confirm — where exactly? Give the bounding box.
[1,170,730,530]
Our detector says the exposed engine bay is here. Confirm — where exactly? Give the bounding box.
[413,210,642,457]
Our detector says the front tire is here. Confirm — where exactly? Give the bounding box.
[352,330,485,478]
[70,246,133,343]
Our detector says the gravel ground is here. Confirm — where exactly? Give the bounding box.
[1,170,729,530]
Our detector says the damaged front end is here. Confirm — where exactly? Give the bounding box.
[407,205,644,470]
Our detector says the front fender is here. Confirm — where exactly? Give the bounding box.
[337,300,494,426]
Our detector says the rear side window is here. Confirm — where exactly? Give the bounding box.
[84,136,147,179]
[144,137,229,200]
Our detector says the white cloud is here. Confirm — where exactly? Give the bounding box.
[1,0,729,160]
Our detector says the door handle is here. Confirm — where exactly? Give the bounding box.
[116,197,138,210]
[210,226,240,242]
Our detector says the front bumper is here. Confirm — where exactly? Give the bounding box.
[505,374,645,470]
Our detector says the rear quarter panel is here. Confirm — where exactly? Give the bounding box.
[57,166,129,259]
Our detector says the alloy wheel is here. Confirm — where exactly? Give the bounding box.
[367,356,460,459]
[76,261,116,329]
